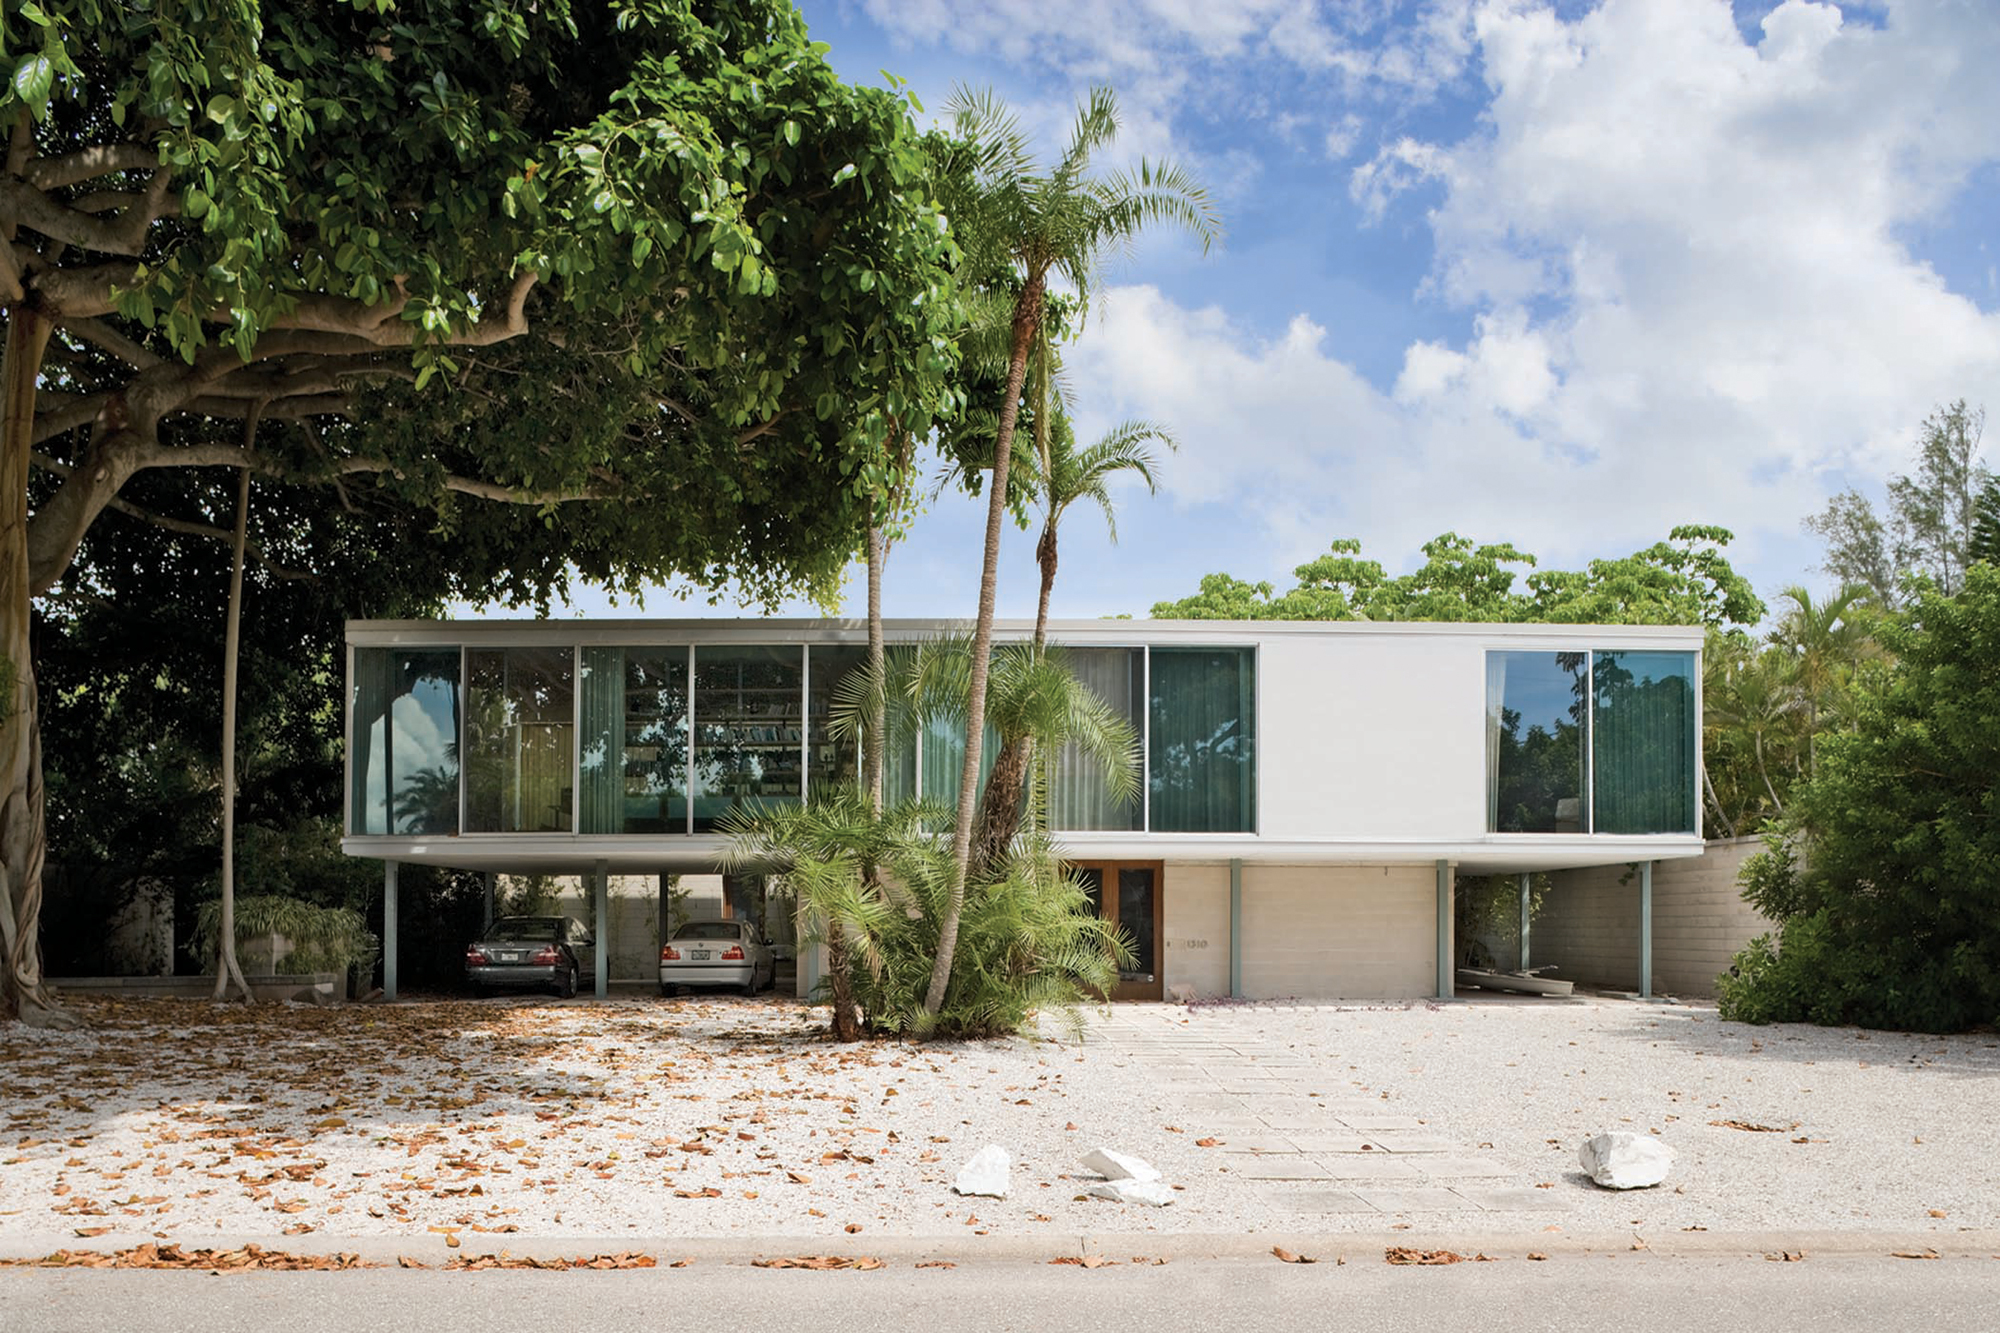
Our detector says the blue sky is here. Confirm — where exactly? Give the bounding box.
[543,0,2000,626]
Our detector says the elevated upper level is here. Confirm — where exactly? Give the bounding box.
[342,617,1704,874]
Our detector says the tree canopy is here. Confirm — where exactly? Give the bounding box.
[1149,526,1763,628]
[6,0,961,606]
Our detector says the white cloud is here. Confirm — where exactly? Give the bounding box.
[1065,0,2000,592]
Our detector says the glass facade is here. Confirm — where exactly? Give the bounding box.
[1486,648,1698,835]
[807,644,870,801]
[1486,651,1589,833]
[1592,651,1698,834]
[691,645,803,832]
[1148,647,1256,833]
[465,648,575,833]
[349,648,461,835]
[578,647,689,834]
[1050,648,1145,831]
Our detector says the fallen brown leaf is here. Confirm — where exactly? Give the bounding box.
[1386,1248,1470,1266]
[751,1255,885,1271]
[1272,1246,1315,1264]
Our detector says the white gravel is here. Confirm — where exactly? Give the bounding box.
[1,992,1993,1246]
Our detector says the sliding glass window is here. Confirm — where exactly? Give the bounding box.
[1148,647,1256,833]
[1592,650,1697,834]
[1486,650,1589,833]
[465,648,575,833]
[691,646,803,833]
[1050,647,1144,832]
[578,647,690,834]
[807,645,871,802]
[349,648,461,835]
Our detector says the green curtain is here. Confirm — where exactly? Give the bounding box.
[919,715,1000,812]
[349,647,389,835]
[1051,647,1143,831]
[1592,650,1697,834]
[1147,647,1256,833]
[578,646,624,834]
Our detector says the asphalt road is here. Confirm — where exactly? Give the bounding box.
[7,1255,1998,1333]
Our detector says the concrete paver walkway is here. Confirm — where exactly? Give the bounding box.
[1090,1007,1564,1222]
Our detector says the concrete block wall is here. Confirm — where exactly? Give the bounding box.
[1539,838,1771,997]
[1234,864,1435,1000]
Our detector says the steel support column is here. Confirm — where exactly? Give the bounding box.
[1519,872,1532,971]
[1228,858,1243,1000]
[1436,859,1454,999]
[383,860,398,1002]
[593,860,610,999]
[1639,860,1654,999]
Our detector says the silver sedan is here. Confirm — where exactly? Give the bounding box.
[659,920,775,997]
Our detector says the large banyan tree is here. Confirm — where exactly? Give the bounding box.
[0,0,961,1023]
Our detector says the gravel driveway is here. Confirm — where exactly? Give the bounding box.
[1,993,1993,1245]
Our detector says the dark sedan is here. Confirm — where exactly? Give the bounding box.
[466,915,596,998]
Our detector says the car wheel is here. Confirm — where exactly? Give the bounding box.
[659,983,673,999]
[557,964,578,1000]
[469,983,488,999]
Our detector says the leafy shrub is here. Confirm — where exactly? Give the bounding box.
[193,895,379,981]
[732,785,1126,1039]
[1717,568,2000,1031]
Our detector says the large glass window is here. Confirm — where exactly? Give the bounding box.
[1051,647,1144,831]
[579,647,690,834]
[349,648,461,835]
[1148,647,1256,833]
[692,646,803,832]
[1486,651,1589,833]
[1592,650,1698,834]
[465,648,575,833]
[807,645,869,803]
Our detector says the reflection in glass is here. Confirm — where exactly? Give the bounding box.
[465,648,575,833]
[1592,651,1698,834]
[349,648,461,835]
[1486,651,1589,833]
[578,647,689,834]
[1117,867,1157,980]
[1050,648,1144,831]
[1148,647,1256,832]
[807,645,871,802]
[692,646,803,833]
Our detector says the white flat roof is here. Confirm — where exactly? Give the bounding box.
[346,616,1705,649]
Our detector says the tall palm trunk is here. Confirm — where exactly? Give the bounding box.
[0,307,71,1027]
[968,516,1061,874]
[212,464,254,1003]
[1033,523,1058,650]
[927,273,1044,1020]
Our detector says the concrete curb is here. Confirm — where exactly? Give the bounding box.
[2,1229,1995,1266]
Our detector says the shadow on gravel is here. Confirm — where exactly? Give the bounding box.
[1598,1006,2000,1077]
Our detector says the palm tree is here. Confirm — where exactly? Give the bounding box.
[1029,416,1173,648]
[924,86,1218,1020]
[1772,583,1876,775]
[1703,634,1804,826]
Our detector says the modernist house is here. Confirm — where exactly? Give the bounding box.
[342,618,1703,1002]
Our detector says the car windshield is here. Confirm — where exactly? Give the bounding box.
[487,918,561,942]
[676,922,743,942]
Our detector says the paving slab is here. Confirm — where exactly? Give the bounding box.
[1285,1135,1377,1154]
[1231,1158,1336,1181]
[1410,1156,1521,1179]
[1451,1187,1567,1212]
[1317,1156,1426,1182]
[1215,1136,1303,1154]
[1271,1188,1379,1215]
[1361,1134,1458,1153]
[1351,1186,1480,1214]
[1334,1115,1429,1131]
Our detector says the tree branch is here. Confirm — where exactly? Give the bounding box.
[0,172,169,256]
[23,143,161,192]
[57,316,162,371]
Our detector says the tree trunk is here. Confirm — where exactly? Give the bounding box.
[0,307,74,1027]
[863,523,886,811]
[1033,523,1058,651]
[1700,762,1735,840]
[969,734,1032,875]
[212,464,253,1003]
[925,272,1044,1022]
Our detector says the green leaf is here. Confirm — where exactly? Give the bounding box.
[11,54,53,113]
[781,119,799,146]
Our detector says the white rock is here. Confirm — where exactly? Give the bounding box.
[1167,982,1198,1004]
[1087,1179,1176,1207]
[1578,1131,1675,1189]
[952,1144,1011,1198]
[1080,1147,1162,1183]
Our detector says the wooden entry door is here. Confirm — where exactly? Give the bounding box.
[1072,861,1164,1002]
